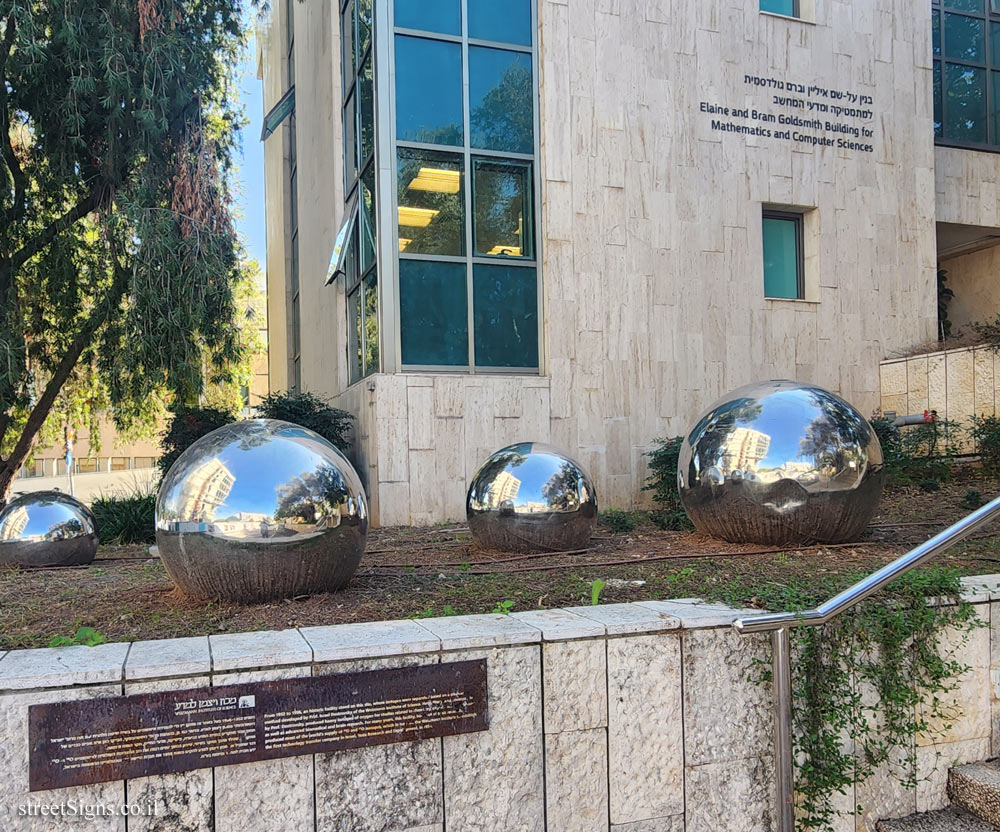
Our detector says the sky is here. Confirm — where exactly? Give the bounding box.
[233,28,267,273]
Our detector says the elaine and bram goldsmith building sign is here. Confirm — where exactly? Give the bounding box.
[701,74,877,154]
[27,660,488,791]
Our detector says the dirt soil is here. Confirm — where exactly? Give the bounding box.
[3,473,1000,649]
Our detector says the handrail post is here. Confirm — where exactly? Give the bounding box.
[773,626,795,832]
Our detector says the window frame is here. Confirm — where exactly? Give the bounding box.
[760,0,800,19]
[932,0,1000,152]
[388,0,543,374]
[762,209,805,300]
[285,0,302,391]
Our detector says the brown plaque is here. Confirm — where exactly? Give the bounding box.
[28,659,487,791]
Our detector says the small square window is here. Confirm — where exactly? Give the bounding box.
[762,211,804,299]
[760,0,799,17]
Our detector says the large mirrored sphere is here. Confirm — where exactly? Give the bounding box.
[678,380,884,545]
[156,419,368,603]
[467,442,598,553]
[0,491,98,568]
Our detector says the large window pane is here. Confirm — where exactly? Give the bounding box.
[361,164,377,270]
[759,0,796,15]
[341,1,354,95]
[394,0,461,36]
[344,90,357,188]
[945,62,987,143]
[992,70,1000,144]
[399,260,468,366]
[473,159,533,258]
[468,0,532,46]
[398,148,464,256]
[395,36,463,145]
[762,216,800,299]
[944,12,985,62]
[348,286,363,384]
[469,47,534,154]
[991,21,1000,63]
[935,62,944,137]
[358,0,372,60]
[359,54,374,164]
[933,10,942,57]
[473,265,538,368]
[363,270,380,375]
[944,0,983,11]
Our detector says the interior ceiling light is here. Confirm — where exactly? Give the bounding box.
[408,167,461,194]
[487,245,521,256]
[399,238,413,252]
[398,206,439,228]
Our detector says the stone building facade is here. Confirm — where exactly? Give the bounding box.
[259,0,995,526]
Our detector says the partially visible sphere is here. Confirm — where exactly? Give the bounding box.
[156,419,368,603]
[0,491,97,567]
[467,442,598,553]
[678,380,884,545]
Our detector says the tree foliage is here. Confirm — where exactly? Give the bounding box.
[0,0,251,503]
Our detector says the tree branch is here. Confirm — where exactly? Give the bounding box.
[1,256,130,488]
[0,12,26,227]
[8,185,104,275]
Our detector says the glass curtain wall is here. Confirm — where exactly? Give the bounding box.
[392,0,540,371]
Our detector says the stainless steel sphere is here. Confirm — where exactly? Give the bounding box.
[0,491,98,567]
[678,380,884,545]
[467,442,598,553]
[155,419,368,602]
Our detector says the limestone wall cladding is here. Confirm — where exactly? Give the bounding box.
[2,585,998,831]
[939,244,1000,333]
[880,345,999,452]
[935,145,1000,229]
[322,0,937,525]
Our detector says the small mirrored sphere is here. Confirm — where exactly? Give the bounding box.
[678,380,884,545]
[467,442,598,553]
[0,491,98,567]
[156,419,368,603]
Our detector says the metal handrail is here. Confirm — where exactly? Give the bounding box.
[733,493,1000,832]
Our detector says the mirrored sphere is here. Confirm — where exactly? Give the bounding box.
[0,491,98,567]
[467,442,598,553]
[678,380,884,545]
[156,419,368,602]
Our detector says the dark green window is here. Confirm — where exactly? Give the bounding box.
[760,0,798,17]
[762,211,803,300]
[393,0,539,372]
[932,0,1000,148]
[341,0,379,383]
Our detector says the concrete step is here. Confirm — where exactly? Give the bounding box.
[950,762,1000,828]
[877,808,998,831]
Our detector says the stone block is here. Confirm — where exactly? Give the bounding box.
[636,599,761,629]
[300,619,440,662]
[209,629,312,672]
[684,756,775,832]
[682,628,772,766]
[915,737,990,813]
[212,666,313,832]
[607,633,683,824]
[543,639,607,733]
[0,643,129,690]
[418,614,541,650]
[124,676,213,832]
[610,819,684,832]
[0,684,125,831]
[882,361,908,396]
[313,654,443,832]
[511,608,606,641]
[125,637,211,680]
[443,646,544,830]
[545,729,608,832]
[855,743,917,832]
[567,602,680,634]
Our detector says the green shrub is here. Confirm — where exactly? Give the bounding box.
[158,405,237,477]
[918,479,940,493]
[48,627,108,648]
[962,488,984,510]
[643,436,694,530]
[256,391,353,451]
[970,414,1000,474]
[91,490,157,544]
[599,508,637,534]
[872,416,959,486]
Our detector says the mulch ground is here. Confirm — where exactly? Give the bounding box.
[2,472,999,649]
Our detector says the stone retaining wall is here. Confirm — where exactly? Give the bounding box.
[2,582,999,832]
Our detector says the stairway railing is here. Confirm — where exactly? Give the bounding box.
[733,494,1000,832]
